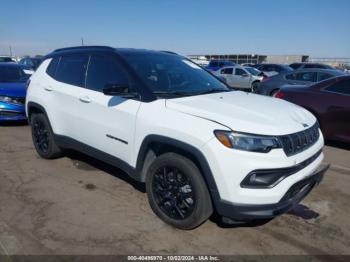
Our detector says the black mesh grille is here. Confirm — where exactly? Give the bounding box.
[279,123,320,156]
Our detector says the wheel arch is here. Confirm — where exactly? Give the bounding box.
[135,135,221,202]
[27,102,48,121]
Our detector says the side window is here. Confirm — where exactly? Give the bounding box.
[318,72,333,82]
[86,55,129,92]
[55,55,89,87]
[209,61,218,67]
[285,73,296,80]
[295,72,317,82]
[46,57,60,78]
[235,68,246,76]
[325,79,350,95]
[221,68,233,74]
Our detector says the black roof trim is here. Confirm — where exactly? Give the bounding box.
[53,46,115,53]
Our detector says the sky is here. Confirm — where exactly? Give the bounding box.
[0,0,349,57]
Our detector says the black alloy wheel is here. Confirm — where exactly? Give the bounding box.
[152,166,195,220]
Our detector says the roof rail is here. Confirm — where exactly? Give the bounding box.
[161,50,178,55]
[53,46,114,53]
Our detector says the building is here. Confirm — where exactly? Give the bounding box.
[188,54,309,65]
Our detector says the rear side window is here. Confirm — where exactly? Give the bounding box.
[55,55,88,87]
[86,55,129,92]
[235,68,246,76]
[285,73,296,80]
[295,72,317,82]
[220,68,233,74]
[318,72,333,81]
[46,57,60,78]
[325,79,350,95]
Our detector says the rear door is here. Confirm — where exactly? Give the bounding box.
[323,79,350,142]
[76,53,141,163]
[46,54,89,139]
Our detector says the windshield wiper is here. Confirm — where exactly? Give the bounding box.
[191,89,229,95]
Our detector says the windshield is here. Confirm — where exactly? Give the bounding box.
[245,67,261,76]
[0,66,30,82]
[121,53,229,96]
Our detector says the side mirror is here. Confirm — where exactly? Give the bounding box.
[103,83,138,98]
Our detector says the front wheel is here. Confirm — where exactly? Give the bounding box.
[146,153,213,230]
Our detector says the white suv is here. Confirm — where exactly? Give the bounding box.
[26,46,329,229]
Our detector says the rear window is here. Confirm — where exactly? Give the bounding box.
[54,55,88,87]
[0,66,29,82]
[325,79,350,95]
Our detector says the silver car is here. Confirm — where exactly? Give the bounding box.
[215,66,264,92]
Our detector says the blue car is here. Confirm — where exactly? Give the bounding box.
[0,63,30,121]
[206,60,235,72]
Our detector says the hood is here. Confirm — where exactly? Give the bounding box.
[165,91,316,135]
[0,82,27,97]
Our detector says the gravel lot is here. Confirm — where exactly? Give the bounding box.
[0,123,350,256]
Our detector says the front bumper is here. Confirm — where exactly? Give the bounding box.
[0,102,26,121]
[216,163,329,220]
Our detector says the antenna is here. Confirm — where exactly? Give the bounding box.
[9,46,13,57]
[81,38,84,46]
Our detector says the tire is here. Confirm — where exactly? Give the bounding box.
[30,113,62,159]
[251,81,260,93]
[146,152,213,230]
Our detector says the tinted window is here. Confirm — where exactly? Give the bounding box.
[235,68,246,76]
[326,79,350,95]
[285,73,296,80]
[120,53,227,95]
[209,61,218,67]
[221,68,233,74]
[0,57,14,62]
[46,57,60,78]
[0,66,29,82]
[290,63,301,70]
[86,55,129,92]
[295,72,317,82]
[55,55,88,87]
[318,72,333,81]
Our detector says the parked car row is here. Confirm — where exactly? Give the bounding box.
[0,55,43,70]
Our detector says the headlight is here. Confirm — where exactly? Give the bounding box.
[214,130,281,153]
[0,96,13,103]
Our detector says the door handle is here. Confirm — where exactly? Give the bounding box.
[44,86,53,91]
[79,96,92,103]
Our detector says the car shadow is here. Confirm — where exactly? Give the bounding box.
[64,149,146,193]
[210,203,319,228]
[0,120,28,126]
[326,140,350,151]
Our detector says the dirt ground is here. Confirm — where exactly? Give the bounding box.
[0,123,350,256]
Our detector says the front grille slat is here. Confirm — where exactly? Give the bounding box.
[279,123,320,156]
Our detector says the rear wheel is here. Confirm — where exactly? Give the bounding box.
[146,153,213,229]
[31,113,62,159]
